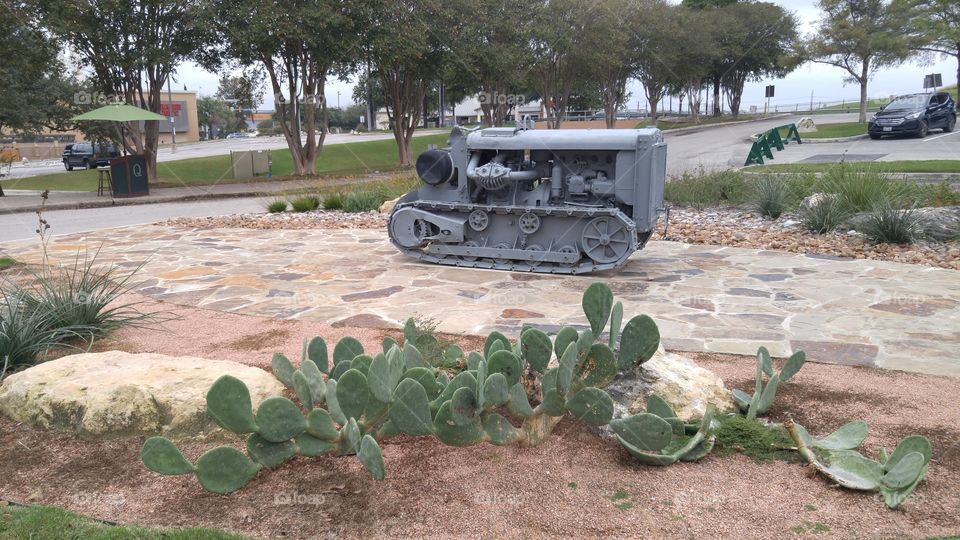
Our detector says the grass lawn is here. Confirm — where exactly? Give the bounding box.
[0,258,16,270]
[785,121,865,139]
[0,504,248,539]
[4,133,449,192]
[636,114,763,131]
[815,85,958,112]
[746,160,960,174]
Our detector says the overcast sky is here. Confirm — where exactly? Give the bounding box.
[174,0,955,113]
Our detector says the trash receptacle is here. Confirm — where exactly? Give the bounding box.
[109,155,149,197]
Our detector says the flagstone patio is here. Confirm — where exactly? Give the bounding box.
[3,224,958,376]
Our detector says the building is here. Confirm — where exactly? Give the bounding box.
[155,90,200,144]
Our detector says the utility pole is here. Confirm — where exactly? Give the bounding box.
[166,76,177,154]
[366,55,374,131]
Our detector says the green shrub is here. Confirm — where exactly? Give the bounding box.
[914,181,960,207]
[0,288,78,369]
[664,168,750,209]
[265,199,288,213]
[342,191,383,213]
[751,177,791,219]
[818,164,909,213]
[290,195,320,213]
[21,250,157,341]
[858,204,922,244]
[0,258,16,270]
[800,196,849,234]
[322,192,344,210]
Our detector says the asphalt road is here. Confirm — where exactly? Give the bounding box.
[5,130,443,179]
[0,197,271,243]
[662,112,959,175]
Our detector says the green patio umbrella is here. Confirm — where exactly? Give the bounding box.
[71,103,168,157]
[71,103,168,122]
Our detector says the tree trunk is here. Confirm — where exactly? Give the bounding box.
[649,99,658,126]
[858,58,870,124]
[955,46,959,111]
[713,76,721,117]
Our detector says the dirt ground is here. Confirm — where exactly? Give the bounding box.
[1,293,959,539]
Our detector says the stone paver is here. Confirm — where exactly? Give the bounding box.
[3,225,958,376]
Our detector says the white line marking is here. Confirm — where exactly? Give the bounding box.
[923,131,959,142]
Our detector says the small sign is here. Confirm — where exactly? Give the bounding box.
[765,85,775,98]
[923,73,942,89]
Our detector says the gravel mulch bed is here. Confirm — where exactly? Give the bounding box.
[164,206,959,270]
[1,293,958,538]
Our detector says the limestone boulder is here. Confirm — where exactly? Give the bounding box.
[0,351,284,441]
[604,346,734,422]
[379,197,400,214]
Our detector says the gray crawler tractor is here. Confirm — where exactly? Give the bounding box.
[387,125,667,274]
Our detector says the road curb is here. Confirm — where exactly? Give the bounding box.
[0,187,317,216]
[664,114,793,135]
[797,134,869,144]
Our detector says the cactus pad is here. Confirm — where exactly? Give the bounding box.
[609,413,672,452]
[300,359,326,405]
[246,434,297,468]
[557,342,578,396]
[206,375,258,434]
[582,282,614,337]
[292,370,313,409]
[617,315,660,369]
[306,408,340,441]
[255,397,306,442]
[484,331,510,358]
[358,435,386,480]
[295,433,336,457]
[507,383,534,418]
[481,372,510,411]
[578,344,618,389]
[450,386,480,426]
[271,353,296,387]
[141,437,195,475]
[554,326,579,359]
[389,379,434,436]
[333,337,364,366]
[564,387,614,427]
[194,446,260,494]
[483,413,522,445]
[608,301,623,349]
[433,401,485,446]
[487,350,522,386]
[814,421,868,451]
[520,328,552,372]
[336,368,370,421]
[307,337,328,373]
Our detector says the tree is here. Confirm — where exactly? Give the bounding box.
[0,3,81,135]
[719,2,801,119]
[365,0,452,164]
[196,96,236,138]
[807,0,915,123]
[528,0,602,129]
[633,0,684,125]
[589,0,639,128]
[209,0,360,175]
[446,0,535,127]
[32,0,209,183]
[215,69,266,131]
[907,0,960,109]
[668,7,720,125]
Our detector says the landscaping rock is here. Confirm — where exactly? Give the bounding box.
[0,351,284,441]
[605,346,734,422]
[799,192,837,210]
[379,197,400,214]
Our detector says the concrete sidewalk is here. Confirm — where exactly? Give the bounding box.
[0,177,370,215]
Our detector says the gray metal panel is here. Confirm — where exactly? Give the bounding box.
[467,128,662,151]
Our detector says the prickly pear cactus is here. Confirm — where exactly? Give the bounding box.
[732,347,806,419]
[785,419,931,508]
[141,283,716,494]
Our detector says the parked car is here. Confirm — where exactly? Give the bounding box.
[868,92,956,139]
[62,142,119,171]
[225,132,244,139]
